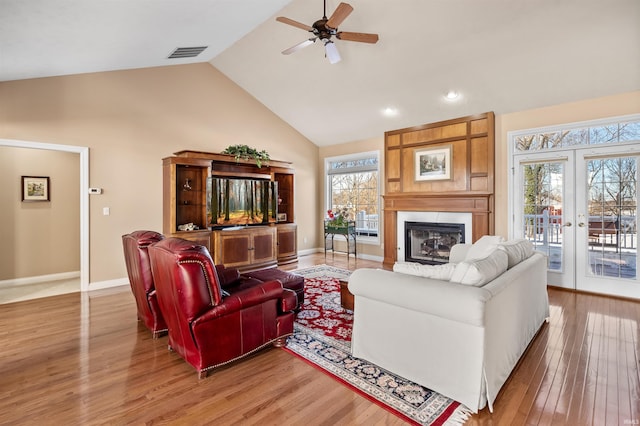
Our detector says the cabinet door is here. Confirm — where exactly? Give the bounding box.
[214,232,251,267]
[277,224,297,264]
[252,228,277,265]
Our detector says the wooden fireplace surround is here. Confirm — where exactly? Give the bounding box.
[383,112,495,268]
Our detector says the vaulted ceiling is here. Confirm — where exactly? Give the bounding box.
[2,0,639,146]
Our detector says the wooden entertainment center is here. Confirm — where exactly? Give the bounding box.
[162,150,296,271]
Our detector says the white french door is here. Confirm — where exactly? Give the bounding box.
[575,145,639,298]
[514,150,576,289]
[514,145,639,299]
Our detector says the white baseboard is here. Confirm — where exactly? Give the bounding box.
[88,277,129,291]
[297,248,323,256]
[85,249,384,293]
[297,248,383,263]
[0,271,81,289]
[358,253,384,262]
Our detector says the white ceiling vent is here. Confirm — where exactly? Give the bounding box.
[167,46,208,59]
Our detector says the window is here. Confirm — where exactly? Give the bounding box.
[514,117,640,152]
[325,151,380,241]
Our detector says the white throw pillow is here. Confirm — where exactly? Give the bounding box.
[450,249,508,286]
[497,239,534,268]
[393,262,457,280]
[465,235,505,261]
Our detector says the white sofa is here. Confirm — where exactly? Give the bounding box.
[348,239,549,413]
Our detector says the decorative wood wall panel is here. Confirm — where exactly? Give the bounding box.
[382,112,495,267]
[386,149,401,180]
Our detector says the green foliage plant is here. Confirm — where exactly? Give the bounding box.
[222,144,270,168]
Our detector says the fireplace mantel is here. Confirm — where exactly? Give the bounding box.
[384,193,491,213]
[383,112,495,268]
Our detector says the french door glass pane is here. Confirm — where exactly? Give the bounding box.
[586,157,637,279]
[521,162,564,271]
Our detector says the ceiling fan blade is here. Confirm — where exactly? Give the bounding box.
[276,16,313,32]
[282,38,317,55]
[326,2,353,29]
[336,31,379,44]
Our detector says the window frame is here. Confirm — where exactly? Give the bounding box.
[324,150,381,245]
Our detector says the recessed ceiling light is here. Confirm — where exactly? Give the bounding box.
[444,90,460,100]
[382,106,399,117]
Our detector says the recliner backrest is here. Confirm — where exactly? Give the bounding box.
[122,230,165,331]
[149,238,224,322]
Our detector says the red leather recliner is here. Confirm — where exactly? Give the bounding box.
[148,237,296,378]
[122,230,168,338]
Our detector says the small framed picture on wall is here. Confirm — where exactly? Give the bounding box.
[414,146,452,181]
[22,176,50,202]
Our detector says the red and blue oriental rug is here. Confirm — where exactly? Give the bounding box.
[285,264,471,426]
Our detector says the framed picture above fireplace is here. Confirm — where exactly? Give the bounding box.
[414,145,451,181]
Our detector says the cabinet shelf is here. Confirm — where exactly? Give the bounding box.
[163,157,211,250]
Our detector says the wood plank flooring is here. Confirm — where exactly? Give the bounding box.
[1,253,638,425]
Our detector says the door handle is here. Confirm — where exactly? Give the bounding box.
[562,222,572,227]
[578,222,586,227]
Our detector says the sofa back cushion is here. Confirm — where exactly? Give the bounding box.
[450,249,509,286]
[497,239,534,268]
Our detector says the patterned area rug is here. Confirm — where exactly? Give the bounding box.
[285,265,471,426]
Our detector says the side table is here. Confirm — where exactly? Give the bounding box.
[339,279,354,311]
[324,221,357,258]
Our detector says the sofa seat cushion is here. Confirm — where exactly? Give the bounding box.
[497,239,534,268]
[450,249,508,286]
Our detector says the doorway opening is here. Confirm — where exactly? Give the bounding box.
[0,139,89,292]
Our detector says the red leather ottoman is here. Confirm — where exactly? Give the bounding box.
[243,268,305,310]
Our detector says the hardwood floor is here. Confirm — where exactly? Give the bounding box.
[1,253,638,425]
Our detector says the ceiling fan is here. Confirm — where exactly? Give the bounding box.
[276,1,379,64]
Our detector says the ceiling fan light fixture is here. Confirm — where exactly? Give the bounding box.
[324,40,341,64]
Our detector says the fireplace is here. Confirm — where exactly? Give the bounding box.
[404,221,465,264]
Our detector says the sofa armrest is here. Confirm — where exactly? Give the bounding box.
[348,268,491,326]
[449,244,471,263]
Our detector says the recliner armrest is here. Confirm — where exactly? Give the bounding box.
[214,264,241,287]
[280,288,297,313]
[192,280,285,324]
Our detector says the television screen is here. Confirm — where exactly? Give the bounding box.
[208,177,278,228]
